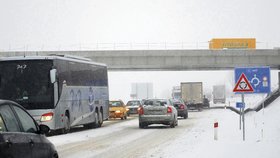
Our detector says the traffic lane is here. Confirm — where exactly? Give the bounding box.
[47,115,138,146]
[54,117,142,158]
[47,115,138,136]
[53,113,198,158]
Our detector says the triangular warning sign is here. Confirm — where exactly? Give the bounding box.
[233,73,254,92]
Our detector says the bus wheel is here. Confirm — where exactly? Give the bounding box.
[98,111,103,127]
[93,111,99,128]
[62,115,70,134]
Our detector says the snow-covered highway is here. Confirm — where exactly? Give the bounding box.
[48,113,197,158]
[48,99,280,158]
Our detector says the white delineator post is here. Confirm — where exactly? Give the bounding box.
[214,120,218,140]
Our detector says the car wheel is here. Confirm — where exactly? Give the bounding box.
[124,113,127,120]
[170,121,175,128]
[170,116,176,128]
[184,113,187,119]
[139,122,146,128]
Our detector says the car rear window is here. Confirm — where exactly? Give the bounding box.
[127,101,140,106]
[143,100,167,106]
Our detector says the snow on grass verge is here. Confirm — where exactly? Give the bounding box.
[144,96,280,158]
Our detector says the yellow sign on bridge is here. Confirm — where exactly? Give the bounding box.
[209,38,256,49]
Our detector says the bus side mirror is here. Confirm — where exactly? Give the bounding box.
[50,69,57,83]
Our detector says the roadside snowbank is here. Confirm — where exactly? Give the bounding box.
[144,97,280,158]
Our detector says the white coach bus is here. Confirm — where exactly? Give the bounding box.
[0,55,109,134]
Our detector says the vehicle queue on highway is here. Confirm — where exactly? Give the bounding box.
[0,55,210,158]
[0,97,193,158]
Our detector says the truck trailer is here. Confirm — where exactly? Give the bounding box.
[181,82,203,111]
[213,85,226,104]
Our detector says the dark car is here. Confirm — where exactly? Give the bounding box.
[126,100,142,115]
[0,100,58,158]
[171,99,188,119]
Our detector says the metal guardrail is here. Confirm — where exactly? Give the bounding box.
[210,86,280,115]
[245,88,280,113]
[209,106,241,114]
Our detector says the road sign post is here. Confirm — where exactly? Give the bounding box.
[241,93,245,141]
[239,107,241,130]
[236,102,245,130]
[234,67,271,141]
[214,120,218,140]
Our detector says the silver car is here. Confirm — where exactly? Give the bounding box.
[138,99,178,128]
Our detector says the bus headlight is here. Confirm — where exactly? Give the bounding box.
[41,112,54,122]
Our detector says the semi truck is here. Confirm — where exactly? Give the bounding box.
[181,82,203,111]
[130,82,153,100]
[171,86,181,100]
[213,85,226,104]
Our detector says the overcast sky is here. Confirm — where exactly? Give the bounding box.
[1,0,280,50]
[1,0,279,101]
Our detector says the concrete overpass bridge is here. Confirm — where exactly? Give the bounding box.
[1,49,280,70]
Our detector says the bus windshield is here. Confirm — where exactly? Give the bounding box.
[0,60,54,110]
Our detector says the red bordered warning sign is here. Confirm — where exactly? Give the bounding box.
[233,73,254,92]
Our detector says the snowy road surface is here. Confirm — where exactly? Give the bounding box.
[48,101,280,158]
[48,113,198,158]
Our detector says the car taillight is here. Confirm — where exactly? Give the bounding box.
[167,106,172,113]
[41,112,53,122]
[138,107,144,115]
[180,104,185,109]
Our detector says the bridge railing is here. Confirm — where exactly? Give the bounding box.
[1,42,280,51]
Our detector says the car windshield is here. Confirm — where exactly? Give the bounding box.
[109,101,122,107]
